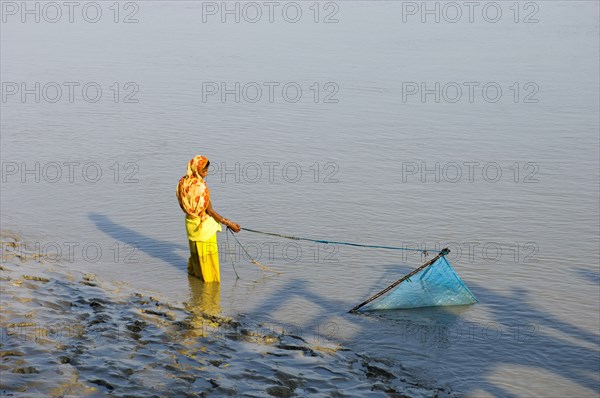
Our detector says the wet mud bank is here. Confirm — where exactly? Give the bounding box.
[1,232,455,397]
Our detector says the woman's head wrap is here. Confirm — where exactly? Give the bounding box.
[176,155,210,219]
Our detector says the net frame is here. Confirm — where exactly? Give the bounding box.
[349,248,477,313]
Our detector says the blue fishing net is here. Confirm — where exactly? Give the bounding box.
[358,255,477,311]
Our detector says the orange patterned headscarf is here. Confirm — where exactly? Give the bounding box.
[176,155,210,219]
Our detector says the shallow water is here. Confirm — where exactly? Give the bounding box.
[1,1,599,396]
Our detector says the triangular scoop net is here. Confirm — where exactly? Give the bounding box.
[351,251,477,312]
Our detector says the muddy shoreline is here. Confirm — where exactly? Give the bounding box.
[1,231,455,397]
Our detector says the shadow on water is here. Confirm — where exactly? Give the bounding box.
[88,212,188,271]
[89,212,230,315]
[576,268,600,285]
[88,212,226,335]
[86,213,599,396]
[455,283,600,397]
[246,265,600,397]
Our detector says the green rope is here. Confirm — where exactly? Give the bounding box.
[241,227,429,255]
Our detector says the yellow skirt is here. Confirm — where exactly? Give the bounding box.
[185,215,222,283]
[188,233,220,282]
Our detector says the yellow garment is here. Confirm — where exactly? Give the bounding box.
[185,215,221,242]
[186,215,222,282]
[188,234,220,282]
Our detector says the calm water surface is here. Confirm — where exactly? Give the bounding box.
[1,2,599,396]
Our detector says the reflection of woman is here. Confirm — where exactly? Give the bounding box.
[181,278,221,340]
[176,155,240,282]
[187,276,221,317]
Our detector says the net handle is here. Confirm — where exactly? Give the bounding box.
[348,248,450,313]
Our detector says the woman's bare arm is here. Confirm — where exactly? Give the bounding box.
[206,200,241,232]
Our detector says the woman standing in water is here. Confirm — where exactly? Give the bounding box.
[176,155,241,282]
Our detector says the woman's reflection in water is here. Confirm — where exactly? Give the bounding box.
[182,276,222,340]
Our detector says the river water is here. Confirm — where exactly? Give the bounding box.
[1,1,599,396]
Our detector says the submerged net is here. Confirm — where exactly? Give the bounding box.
[351,251,477,312]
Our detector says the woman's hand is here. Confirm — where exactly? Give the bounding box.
[224,220,241,233]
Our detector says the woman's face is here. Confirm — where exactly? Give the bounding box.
[200,166,209,178]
